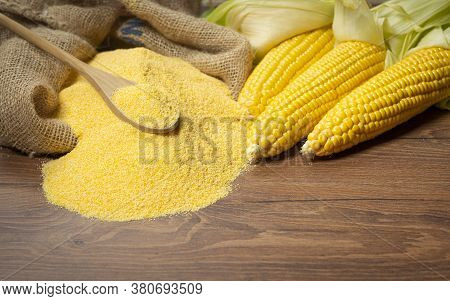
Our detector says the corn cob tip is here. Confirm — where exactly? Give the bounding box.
[246,144,262,163]
[301,141,316,161]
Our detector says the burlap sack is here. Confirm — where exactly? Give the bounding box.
[0,0,253,155]
[117,0,253,100]
[0,0,120,154]
[153,0,201,15]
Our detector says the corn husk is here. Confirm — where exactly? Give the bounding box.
[204,0,334,61]
[408,26,449,54]
[373,0,450,65]
[333,0,384,47]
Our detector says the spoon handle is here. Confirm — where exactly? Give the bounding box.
[0,12,88,75]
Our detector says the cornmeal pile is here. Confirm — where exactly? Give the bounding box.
[42,48,249,221]
[111,84,179,128]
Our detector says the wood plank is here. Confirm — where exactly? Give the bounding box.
[1,191,448,280]
[237,138,450,201]
[0,185,94,279]
[0,109,449,280]
[0,147,46,185]
[388,107,450,139]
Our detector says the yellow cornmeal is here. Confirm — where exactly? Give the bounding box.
[42,48,249,221]
[111,84,179,128]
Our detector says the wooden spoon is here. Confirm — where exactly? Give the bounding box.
[0,12,179,134]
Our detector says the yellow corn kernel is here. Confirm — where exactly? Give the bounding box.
[239,28,334,117]
[303,47,450,157]
[247,41,386,160]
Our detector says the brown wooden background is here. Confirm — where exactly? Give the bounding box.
[1,107,449,280]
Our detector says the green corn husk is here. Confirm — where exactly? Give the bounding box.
[333,0,384,46]
[204,0,335,61]
[373,0,449,65]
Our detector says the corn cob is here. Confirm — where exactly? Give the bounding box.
[247,40,386,159]
[239,28,334,117]
[302,47,450,157]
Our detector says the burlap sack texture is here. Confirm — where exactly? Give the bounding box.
[0,0,253,155]
[0,0,120,154]
[117,0,253,101]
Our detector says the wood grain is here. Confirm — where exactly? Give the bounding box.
[0,107,449,280]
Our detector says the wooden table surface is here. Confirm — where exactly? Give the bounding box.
[0,107,449,280]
